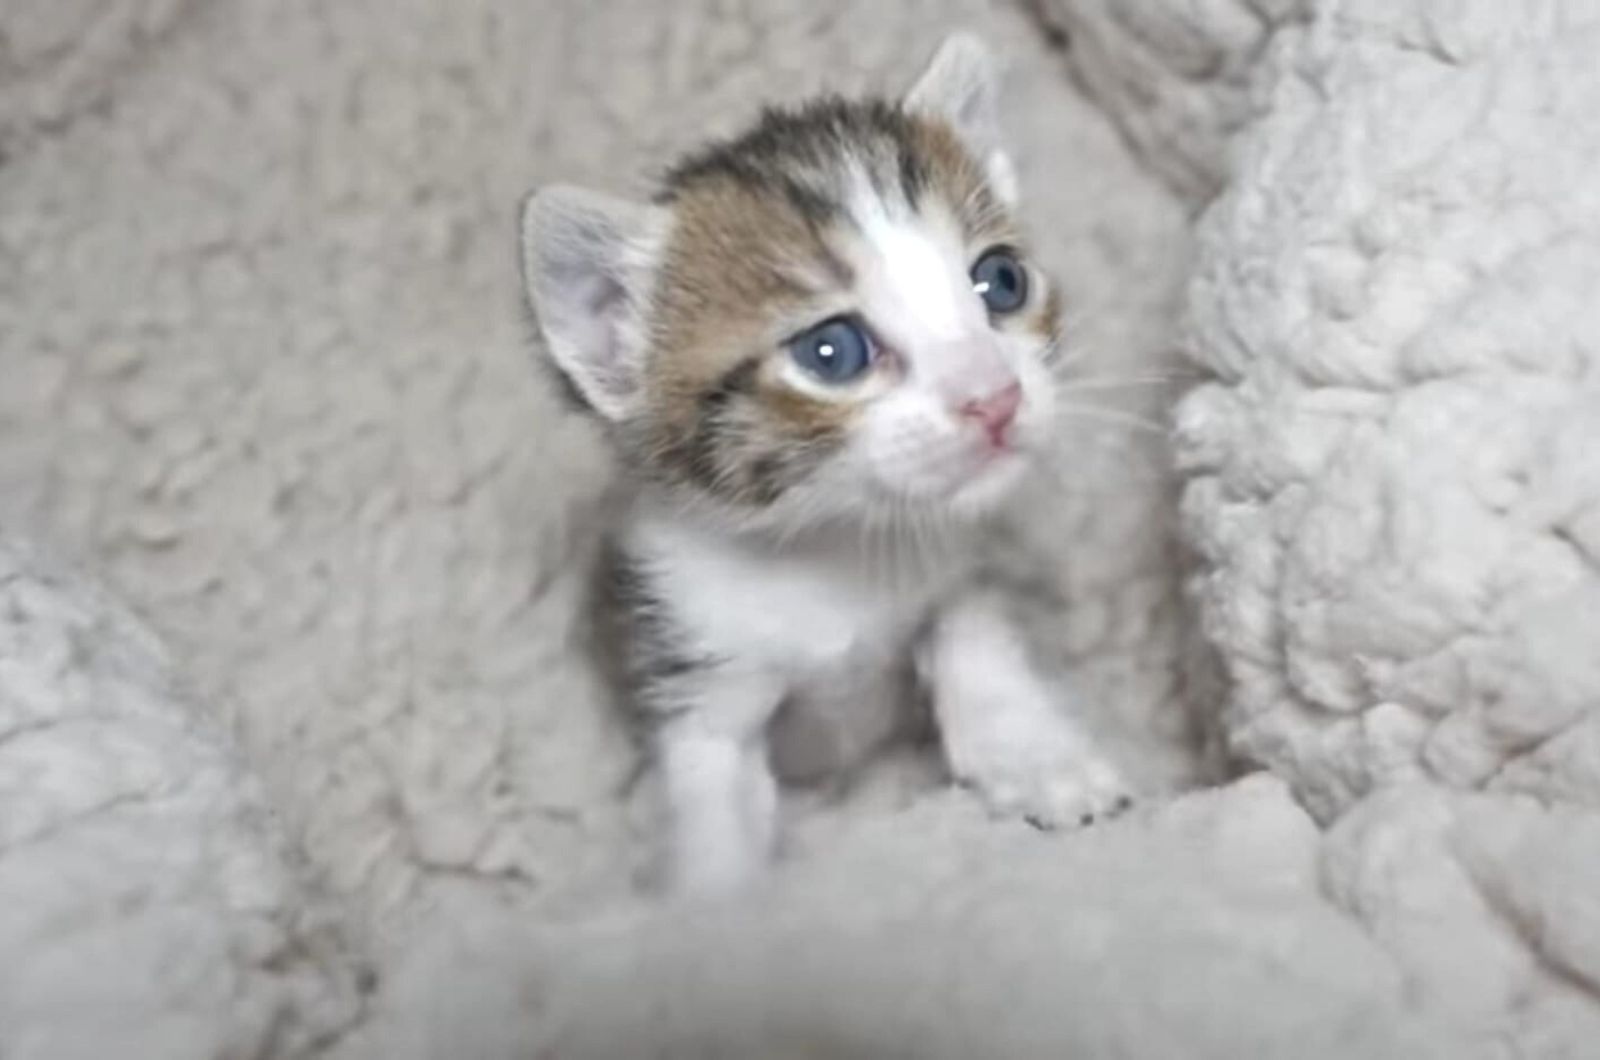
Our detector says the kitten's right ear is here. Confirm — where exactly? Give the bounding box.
[904,33,1017,204]
[520,185,665,421]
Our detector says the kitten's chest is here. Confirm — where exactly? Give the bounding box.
[627,519,971,673]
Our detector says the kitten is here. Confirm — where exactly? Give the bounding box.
[520,33,1134,896]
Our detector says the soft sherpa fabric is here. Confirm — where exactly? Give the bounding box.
[0,537,361,1058]
[1022,0,1312,205]
[1178,0,1600,824]
[2,0,1599,1056]
[0,0,1196,1052]
[1171,0,1600,1048]
[0,0,1195,930]
[342,775,1454,1060]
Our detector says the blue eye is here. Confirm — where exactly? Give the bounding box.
[971,248,1028,314]
[788,317,874,384]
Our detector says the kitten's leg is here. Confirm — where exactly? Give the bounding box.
[921,589,1134,829]
[653,667,785,896]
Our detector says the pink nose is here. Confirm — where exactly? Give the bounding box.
[957,382,1023,447]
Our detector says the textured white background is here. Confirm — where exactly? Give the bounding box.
[5,0,1600,1056]
[0,0,1196,917]
[1,0,1203,1054]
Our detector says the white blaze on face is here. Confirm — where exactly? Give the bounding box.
[832,175,1031,507]
[846,183,1017,403]
[848,177,977,337]
[857,213,974,345]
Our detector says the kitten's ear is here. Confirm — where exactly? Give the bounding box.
[904,33,1017,204]
[520,185,665,421]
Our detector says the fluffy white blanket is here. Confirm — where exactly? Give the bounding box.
[2,0,1597,1056]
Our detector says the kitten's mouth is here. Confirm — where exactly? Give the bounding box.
[975,435,1019,461]
[947,438,1032,509]
[862,421,1036,516]
[972,414,1035,463]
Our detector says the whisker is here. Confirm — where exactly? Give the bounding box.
[895,497,916,587]
[1057,374,1197,395]
[1032,451,1175,491]
[906,497,936,576]
[1055,402,1171,436]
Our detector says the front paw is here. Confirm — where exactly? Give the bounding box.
[949,729,1135,831]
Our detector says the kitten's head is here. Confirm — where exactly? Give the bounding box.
[521,34,1062,534]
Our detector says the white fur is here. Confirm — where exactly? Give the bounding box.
[625,505,955,893]
[627,489,1129,896]
[920,589,1132,827]
[656,685,783,895]
[849,181,976,343]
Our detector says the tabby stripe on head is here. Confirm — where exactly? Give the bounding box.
[897,141,931,208]
[660,99,927,215]
[780,177,838,226]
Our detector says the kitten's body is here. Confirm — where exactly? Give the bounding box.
[524,35,1133,895]
[618,486,973,777]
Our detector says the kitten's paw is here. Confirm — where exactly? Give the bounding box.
[950,729,1135,831]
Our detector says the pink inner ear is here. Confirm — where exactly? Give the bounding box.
[581,269,624,314]
[538,254,640,415]
[577,271,635,400]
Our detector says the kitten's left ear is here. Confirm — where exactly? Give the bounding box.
[904,32,1017,204]
[519,185,665,422]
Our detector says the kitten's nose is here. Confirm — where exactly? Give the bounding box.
[956,381,1023,447]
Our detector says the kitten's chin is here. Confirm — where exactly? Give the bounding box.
[946,446,1033,516]
[861,441,1037,522]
